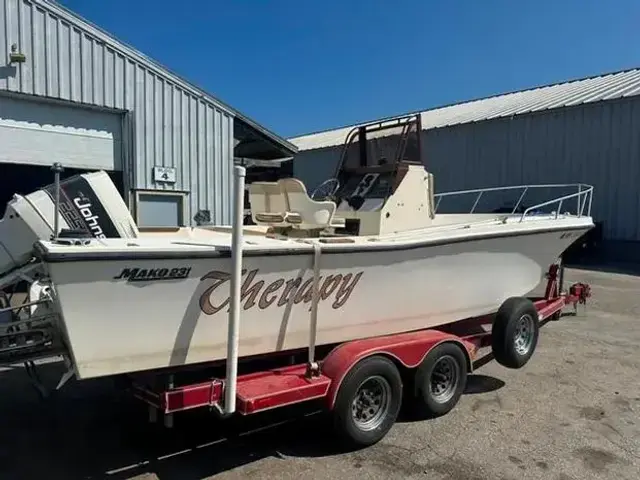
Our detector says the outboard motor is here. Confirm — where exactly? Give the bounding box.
[0,170,139,275]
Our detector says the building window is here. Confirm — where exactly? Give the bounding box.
[133,190,187,227]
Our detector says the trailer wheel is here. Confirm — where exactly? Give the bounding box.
[411,342,468,418]
[332,355,402,448]
[492,297,540,369]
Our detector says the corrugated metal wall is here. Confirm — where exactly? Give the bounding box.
[0,0,234,224]
[294,147,342,192]
[424,98,640,242]
[294,97,640,242]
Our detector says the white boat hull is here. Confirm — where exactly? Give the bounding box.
[45,224,590,379]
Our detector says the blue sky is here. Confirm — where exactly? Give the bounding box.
[59,0,640,139]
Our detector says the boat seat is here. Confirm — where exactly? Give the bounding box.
[247,182,301,227]
[277,178,345,230]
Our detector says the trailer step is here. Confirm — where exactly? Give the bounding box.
[236,364,331,415]
[131,364,332,416]
[132,379,224,414]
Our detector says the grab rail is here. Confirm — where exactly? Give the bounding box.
[433,183,594,222]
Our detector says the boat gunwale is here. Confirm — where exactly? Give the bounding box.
[34,223,594,263]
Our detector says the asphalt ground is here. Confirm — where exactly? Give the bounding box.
[0,266,638,480]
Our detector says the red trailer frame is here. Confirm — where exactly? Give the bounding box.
[129,263,590,447]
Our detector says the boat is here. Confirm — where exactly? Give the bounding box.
[0,114,594,381]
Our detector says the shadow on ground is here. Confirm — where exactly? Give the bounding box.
[462,374,505,395]
[0,358,509,480]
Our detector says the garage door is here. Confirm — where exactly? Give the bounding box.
[0,95,123,171]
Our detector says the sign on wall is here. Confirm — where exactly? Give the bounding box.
[153,166,176,184]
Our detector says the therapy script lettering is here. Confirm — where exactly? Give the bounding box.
[198,268,364,315]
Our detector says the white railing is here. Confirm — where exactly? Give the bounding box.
[433,183,594,222]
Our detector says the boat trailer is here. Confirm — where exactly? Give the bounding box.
[126,259,590,447]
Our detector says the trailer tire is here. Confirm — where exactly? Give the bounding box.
[332,355,402,448]
[411,342,468,418]
[492,297,539,369]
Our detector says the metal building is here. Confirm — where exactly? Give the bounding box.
[0,0,296,227]
[290,68,640,258]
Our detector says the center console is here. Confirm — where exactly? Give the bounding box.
[330,162,433,236]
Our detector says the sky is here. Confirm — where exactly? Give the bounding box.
[58,0,640,139]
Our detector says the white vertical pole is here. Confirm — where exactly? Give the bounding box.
[307,243,321,373]
[224,165,246,414]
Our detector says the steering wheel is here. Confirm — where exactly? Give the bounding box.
[311,178,340,201]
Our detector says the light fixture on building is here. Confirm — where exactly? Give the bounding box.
[9,43,26,64]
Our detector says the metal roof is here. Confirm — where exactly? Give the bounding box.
[290,68,640,152]
[43,0,297,158]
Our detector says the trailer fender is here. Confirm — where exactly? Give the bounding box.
[321,330,474,410]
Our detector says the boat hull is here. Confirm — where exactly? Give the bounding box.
[46,226,590,379]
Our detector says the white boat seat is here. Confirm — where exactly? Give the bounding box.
[248,182,300,227]
[278,178,344,230]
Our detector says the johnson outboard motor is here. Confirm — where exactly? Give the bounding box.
[0,170,139,275]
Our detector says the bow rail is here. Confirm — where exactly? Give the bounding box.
[433,183,594,221]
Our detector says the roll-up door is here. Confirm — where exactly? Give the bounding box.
[0,95,123,171]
